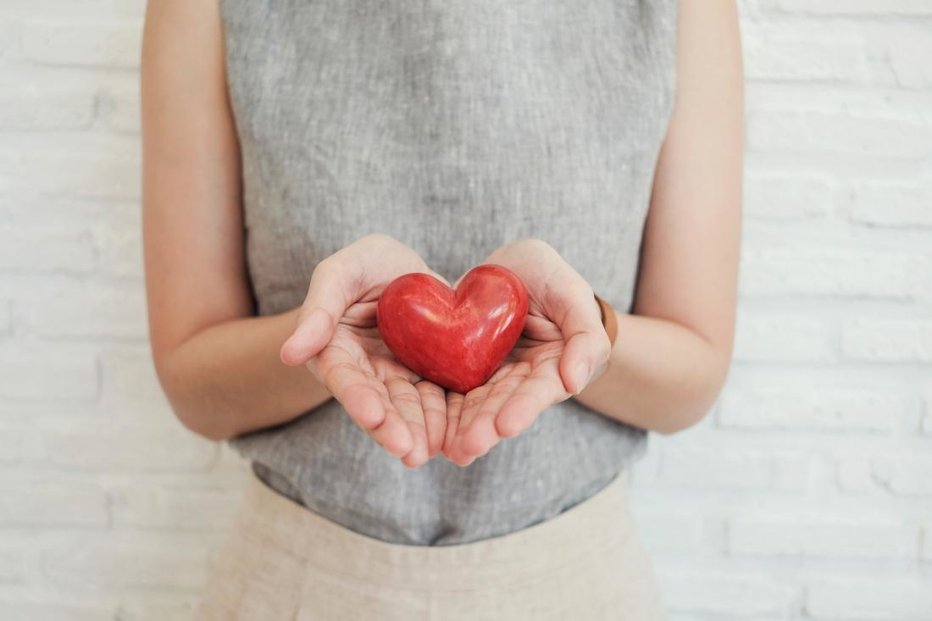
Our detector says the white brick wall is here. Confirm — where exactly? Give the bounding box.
[1,0,929,618]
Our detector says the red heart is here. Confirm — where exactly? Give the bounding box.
[376,264,529,394]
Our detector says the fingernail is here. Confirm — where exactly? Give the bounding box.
[574,361,590,393]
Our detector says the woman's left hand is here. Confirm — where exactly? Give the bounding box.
[441,239,613,466]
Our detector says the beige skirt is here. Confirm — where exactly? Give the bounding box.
[197,468,666,620]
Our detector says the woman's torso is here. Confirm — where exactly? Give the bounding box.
[219,0,677,546]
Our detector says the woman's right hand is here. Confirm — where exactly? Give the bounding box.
[280,234,449,468]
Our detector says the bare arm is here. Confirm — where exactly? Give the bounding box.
[141,0,330,441]
[573,0,744,434]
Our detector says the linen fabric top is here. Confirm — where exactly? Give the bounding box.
[219,0,678,546]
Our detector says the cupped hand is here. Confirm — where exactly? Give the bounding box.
[280,234,450,469]
[442,239,612,466]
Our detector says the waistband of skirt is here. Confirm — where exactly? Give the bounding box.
[236,465,633,588]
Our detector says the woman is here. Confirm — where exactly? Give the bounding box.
[141,0,742,618]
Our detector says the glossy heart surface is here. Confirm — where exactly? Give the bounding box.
[376,264,529,394]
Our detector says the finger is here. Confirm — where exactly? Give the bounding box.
[343,384,415,458]
[344,380,415,459]
[552,289,612,395]
[313,348,414,457]
[443,392,465,458]
[495,370,568,439]
[445,383,506,465]
[416,381,448,458]
[456,368,526,457]
[458,384,495,430]
[444,434,477,468]
[560,329,611,395]
[486,360,517,384]
[385,376,430,468]
[281,260,355,366]
[342,299,378,328]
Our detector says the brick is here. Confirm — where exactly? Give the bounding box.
[110,485,242,531]
[629,506,708,556]
[626,442,661,487]
[97,78,140,133]
[0,74,95,130]
[660,571,798,615]
[0,15,18,58]
[113,601,198,621]
[745,80,921,118]
[842,180,932,228]
[0,219,95,273]
[0,344,98,401]
[728,516,916,559]
[99,346,164,401]
[743,172,832,220]
[743,23,867,82]
[658,446,813,491]
[17,279,148,340]
[40,533,210,591]
[748,110,932,158]
[839,454,932,495]
[842,318,932,362]
[885,25,932,89]
[718,388,901,432]
[807,577,932,619]
[105,400,180,429]
[0,482,109,528]
[0,602,111,621]
[757,0,932,15]
[0,400,104,418]
[94,214,143,278]
[837,455,876,493]
[20,19,142,68]
[0,428,23,463]
[0,545,25,582]
[37,0,148,19]
[740,247,926,299]
[0,135,140,200]
[732,311,836,362]
[0,152,22,193]
[4,196,129,219]
[872,454,932,495]
[3,198,144,277]
[37,425,218,472]
[0,299,10,334]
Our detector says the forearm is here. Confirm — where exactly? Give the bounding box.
[573,309,731,434]
[155,307,332,441]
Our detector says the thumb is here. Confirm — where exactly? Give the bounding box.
[280,261,354,366]
[557,291,612,395]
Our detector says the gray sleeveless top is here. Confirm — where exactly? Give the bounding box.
[220,0,677,546]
